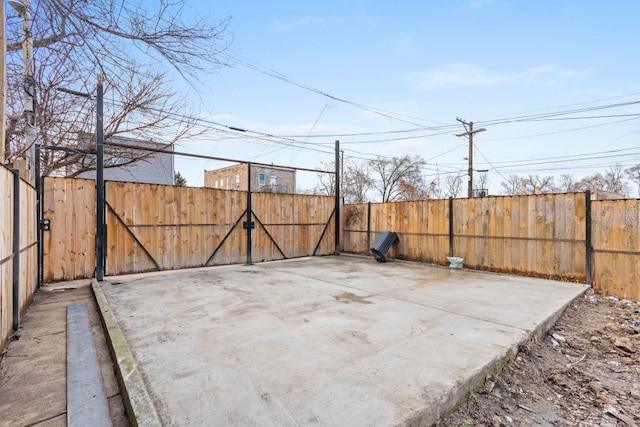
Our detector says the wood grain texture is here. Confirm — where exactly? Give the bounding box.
[43,177,95,282]
[0,167,13,351]
[592,199,640,300]
[343,194,590,282]
[34,177,640,298]
[1,167,37,352]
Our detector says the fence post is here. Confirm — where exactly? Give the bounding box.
[245,163,253,265]
[448,197,454,257]
[36,149,43,288]
[585,190,592,285]
[366,202,371,255]
[334,140,340,255]
[95,78,105,281]
[12,169,20,331]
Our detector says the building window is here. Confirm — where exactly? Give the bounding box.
[259,172,266,186]
[214,180,218,188]
[236,174,240,189]
[226,177,230,189]
[270,175,278,186]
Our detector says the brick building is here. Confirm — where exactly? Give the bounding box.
[204,163,296,193]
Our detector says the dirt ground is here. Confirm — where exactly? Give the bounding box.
[438,289,640,427]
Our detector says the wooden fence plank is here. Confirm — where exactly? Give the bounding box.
[1,167,37,351]
[35,177,640,297]
[342,194,591,283]
[1,167,14,351]
[43,177,95,282]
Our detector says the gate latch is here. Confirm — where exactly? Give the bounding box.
[243,221,255,229]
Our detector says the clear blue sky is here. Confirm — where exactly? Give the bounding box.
[173,0,640,196]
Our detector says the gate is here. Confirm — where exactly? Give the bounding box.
[42,177,337,279]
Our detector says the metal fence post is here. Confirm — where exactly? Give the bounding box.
[12,169,21,331]
[35,144,43,288]
[585,190,592,285]
[448,197,454,257]
[334,140,340,255]
[95,78,105,281]
[246,162,253,265]
[366,202,371,255]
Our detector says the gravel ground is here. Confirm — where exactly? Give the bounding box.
[438,290,640,427]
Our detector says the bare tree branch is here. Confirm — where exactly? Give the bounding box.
[5,0,230,174]
[369,155,426,202]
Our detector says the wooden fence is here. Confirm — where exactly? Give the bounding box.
[591,199,640,300]
[344,193,640,300]
[43,178,95,282]
[42,177,336,277]
[39,177,640,300]
[0,166,38,351]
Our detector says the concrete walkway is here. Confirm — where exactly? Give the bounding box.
[99,255,588,426]
[0,281,129,426]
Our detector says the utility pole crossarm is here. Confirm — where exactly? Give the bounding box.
[455,117,486,198]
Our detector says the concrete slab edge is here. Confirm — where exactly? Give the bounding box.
[406,286,590,427]
[91,279,162,427]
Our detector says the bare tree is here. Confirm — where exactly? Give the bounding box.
[443,173,464,198]
[476,171,489,196]
[501,174,555,195]
[577,165,629,196]
[314,162,336,196]
[501,175,526,195]
[424,178,442,199]
[526,175,556,194]
[342,160,372,203]
[555,174,581,193]
[625,165,640,198]
[603,165,629,194]
[5,0,230,173]
[368,155,426,202]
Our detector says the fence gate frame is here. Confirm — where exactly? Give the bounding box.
[95,146,340,277]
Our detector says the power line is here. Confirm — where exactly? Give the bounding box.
[221,52,447,127]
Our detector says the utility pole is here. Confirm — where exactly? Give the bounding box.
[9,0,36,185]
[456,117,486,198]
[1,0,6,163]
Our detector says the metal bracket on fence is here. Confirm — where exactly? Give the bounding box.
[243,221,255,229]
[41,218,51,231]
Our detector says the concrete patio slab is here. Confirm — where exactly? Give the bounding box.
[99,255,588,426]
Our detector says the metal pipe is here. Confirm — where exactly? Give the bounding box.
[104,141,334,175]
[366,202,371,255]
[95,78,105,281]
[246,163,252,265]
[12,168,21,331]
[585,190,592,285]
[334,140,340,255]
[35,143,42,287]
[449,197,454,257]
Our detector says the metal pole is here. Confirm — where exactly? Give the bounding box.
[95,78,105,281]
[35,143,42,287]
[467,122,474,198]
[334,140,340,255]
[366,202,371,255]
[585,190,592,285]
[12,168,21,331]
[449,196,454,257]
[246,163,253,265]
